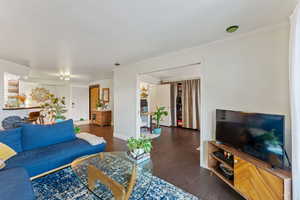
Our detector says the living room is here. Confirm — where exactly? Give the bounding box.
[1,1,300,200]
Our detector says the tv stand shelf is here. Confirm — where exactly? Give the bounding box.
[208,141,291,200]
[210,153,233,170]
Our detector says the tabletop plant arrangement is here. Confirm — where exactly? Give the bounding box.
[96,99,109,111]
[152,106,168,134]
[127,137,152,163]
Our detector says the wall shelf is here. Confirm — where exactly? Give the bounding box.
[3,106,41,111]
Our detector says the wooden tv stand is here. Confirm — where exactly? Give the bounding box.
[207,141,292,200]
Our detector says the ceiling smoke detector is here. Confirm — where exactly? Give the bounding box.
[226,25,239,33]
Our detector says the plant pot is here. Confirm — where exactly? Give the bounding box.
[97,107,102,111]
[152,128,162,134]
[55,118,64,123]
[130,148,145,158]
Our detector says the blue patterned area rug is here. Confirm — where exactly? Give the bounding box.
[32,167,199,200]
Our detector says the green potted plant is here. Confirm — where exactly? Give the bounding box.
[127,137,152,158]
[41,94,67,123]
[152,106,168,134]
[96,99,105,111]
[74,126,81,134]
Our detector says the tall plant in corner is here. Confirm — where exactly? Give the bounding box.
[152,106,168,134]
[41,94,67,123]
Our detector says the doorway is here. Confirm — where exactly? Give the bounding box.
[138,64,201,164]
[89,84,100,120]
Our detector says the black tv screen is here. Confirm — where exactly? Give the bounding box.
[216,109,285,168]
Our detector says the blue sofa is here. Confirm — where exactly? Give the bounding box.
[0,119,106,200]
[0,167,35,200]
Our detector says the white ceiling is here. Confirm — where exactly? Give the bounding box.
[0,0,297,82]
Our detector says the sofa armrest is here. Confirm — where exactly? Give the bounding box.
[0,167,35,200]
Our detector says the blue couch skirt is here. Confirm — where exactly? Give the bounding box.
[5,139,106,177]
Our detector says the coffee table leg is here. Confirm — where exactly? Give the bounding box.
[125,165,137,200]
[88,165,96,190]
[87,164,126,200]
[99,152,104,160]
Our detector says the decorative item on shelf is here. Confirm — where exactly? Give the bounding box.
[40,94,67,123]
[102,88,110,103]
[127,137,152,163]
[96,99,104,111]
[223,151,233,161]
[16,94,26,107]
[219,163,233,180]
[152,106,168,134]
[213,151,234,166]
[96,99,108,111]
[140,87,148,99]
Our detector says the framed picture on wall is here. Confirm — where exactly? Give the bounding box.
[102,88,110,103]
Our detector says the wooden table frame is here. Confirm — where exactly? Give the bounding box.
[73,153,137,200]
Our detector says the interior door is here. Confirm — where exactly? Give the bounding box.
[89,85,100,119]
[234,156,283,200]
[71,86,89,121]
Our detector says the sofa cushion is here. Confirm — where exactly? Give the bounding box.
[0,128,23,152]
[0,167,35,200]
[21,119,76,151]
[5,138,106,177]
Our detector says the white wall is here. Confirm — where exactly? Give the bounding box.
[148,84,172,126]
[113,24,291,167]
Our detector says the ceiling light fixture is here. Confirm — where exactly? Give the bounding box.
[64,76,70,81]
[59,73,71,81]
[226,25,239,33]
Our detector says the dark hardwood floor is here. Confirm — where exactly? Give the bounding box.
[80,124,244,200]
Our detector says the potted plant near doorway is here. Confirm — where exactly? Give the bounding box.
[152,106,168,134]
[127,137,152,158]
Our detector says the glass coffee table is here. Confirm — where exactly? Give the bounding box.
[71,152,153,200]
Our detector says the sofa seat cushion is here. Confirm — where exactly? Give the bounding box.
[5,138,106,177]
[21,119,76,151]
[0,167,35,200]
[0,128,23,152]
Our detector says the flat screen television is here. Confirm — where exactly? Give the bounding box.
[216,109,285,168]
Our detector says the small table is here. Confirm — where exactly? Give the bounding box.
[71,152,152,200]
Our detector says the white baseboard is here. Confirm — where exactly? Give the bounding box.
[114,132,130,141]
[74,120,90,126]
